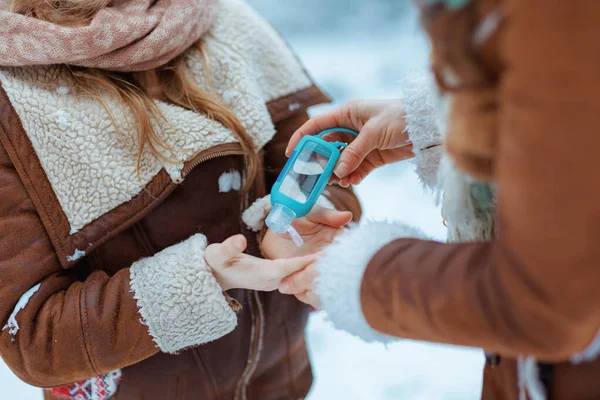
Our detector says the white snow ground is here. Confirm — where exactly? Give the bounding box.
[0,2,484,399]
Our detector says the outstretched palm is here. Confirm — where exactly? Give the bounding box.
[261,207,353,260]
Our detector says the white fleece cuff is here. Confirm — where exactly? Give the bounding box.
[403,70,443,152]
[316,221,429,343]
[130,234,237,354]
[242,194,336,232]
[413,146,444,192]
[403,70,444,191]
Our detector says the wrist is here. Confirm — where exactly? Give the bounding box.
[258,225,271,259]
[206,262,234,291]
[216,276,233,292]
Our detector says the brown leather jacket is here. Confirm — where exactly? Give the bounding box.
[315,0,600,399]
[0,87,360,400]
[367,1,600,398]
[0,3,362,399]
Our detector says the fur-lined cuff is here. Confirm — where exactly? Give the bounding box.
[403,70,442,153]
[413,146,444,191]
[316,221,429,343]
[242,194,335,232]
[130,234,237,354]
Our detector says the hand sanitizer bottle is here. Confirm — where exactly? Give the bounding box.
[266,128,359,246]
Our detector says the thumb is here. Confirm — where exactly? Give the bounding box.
[306,207,353,228]
[334,133,376,179]
[205,234,247,268]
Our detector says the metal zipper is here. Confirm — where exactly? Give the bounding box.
[234,291,265,400]
[184,145,265,400]
[182,148,244,177]
[179,143,253,398]
[234,185,266,400]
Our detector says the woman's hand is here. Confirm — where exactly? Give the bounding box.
[205,235,317,292]
[286,99,414,186]
[278,262,321,309]
[260,207,353,260]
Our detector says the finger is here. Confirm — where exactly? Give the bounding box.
[295,291,322,309]
[338,177,350,188]
[334,129,378,179]
[204,234,247,267]
[279,265,319,295]
[318,131,353,143]
[273,255,319,281]
[286,101,361,156]
[348,157,379,186]
[305,206,353,228]
[288,132,350,158]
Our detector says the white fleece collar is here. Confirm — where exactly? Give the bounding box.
[0,0,313,235]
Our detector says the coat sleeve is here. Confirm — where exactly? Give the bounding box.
[317,0,600,362]
[0,143,236,387]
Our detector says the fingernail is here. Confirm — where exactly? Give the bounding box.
[285,149,290,157]
[334,162,348,178]
[233,235,245,250]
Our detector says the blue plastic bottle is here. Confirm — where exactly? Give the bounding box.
[266,128,359,246]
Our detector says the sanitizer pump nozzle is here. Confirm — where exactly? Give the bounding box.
[265,128,359,247]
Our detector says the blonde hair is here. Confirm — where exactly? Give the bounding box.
[10,0,258,191]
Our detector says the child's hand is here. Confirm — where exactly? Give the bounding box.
[205,235,317,292]
[279,261,321,309]
[260,207,353,260]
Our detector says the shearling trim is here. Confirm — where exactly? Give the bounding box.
[438,156,495,242]
[242,195,273,232]
[242,194,336,232]
[129,234,236,354]
[316,221,429,343]
[403,70,444,191]
[207,0,313,104]
[413,145,443,192]
[0,0,319,238]
[571,329,600,364]
[403,70,443,152]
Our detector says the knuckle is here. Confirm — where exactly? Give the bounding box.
[293,273,306,290]
[288,275,301,293]
[344,146,362,162]
[343,99,359,110]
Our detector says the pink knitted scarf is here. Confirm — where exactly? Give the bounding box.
[0,0,220,72]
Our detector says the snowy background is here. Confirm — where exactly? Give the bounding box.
[0,1,484,398]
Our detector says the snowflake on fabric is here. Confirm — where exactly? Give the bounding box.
[50,370,122,400]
